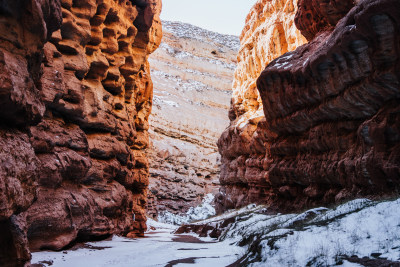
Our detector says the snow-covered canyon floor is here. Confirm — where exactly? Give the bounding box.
[31,223,244,267]
[31,198,400,267]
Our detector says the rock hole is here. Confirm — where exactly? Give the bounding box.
[104,9,119,25]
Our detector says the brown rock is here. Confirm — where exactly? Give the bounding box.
[217,0,306,213]
[0,50,45,126]
[218,0,400,213]
[0,1,61,261]
[255,0,400,210]
[295,0,354,40]
[0,131,38,221]
[0,0,161,265]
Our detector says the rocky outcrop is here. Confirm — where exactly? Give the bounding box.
[218,0,400,212]
[294,0,354,41]
[146,21,238,218]
[0,0,161,265]
[217,0,306,212]
[0,1,62,265]
[256,0,400,210]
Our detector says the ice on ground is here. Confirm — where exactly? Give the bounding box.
[158,193,216,225]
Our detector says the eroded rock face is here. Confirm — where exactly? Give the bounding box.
[146,21,238,217]
[294,0,354,40]
[218,0,400,213]
[0,0,161,265]
[217,0,306,212]
[256,0,400,210]
[0,1,62,265]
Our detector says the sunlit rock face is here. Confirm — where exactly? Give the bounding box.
[217,0,306,212]
[218,0,400,213]
[0,0,161,264]
[146,21,238,218]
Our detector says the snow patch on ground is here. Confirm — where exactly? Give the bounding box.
[158,193,216,225]
[31,229,244,267]
[222,198,400,266]
[31,198,400,267]
[146,218,178,231]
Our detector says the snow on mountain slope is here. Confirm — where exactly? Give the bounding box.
[162,21,240,51]
[147,20,238,217]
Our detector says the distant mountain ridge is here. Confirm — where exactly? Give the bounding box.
[162,20,240,51]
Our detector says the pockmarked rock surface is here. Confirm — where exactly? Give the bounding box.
[147,21,239,217]
[219,0,400,212]
[0,0,161,265]
[217,0,306,212]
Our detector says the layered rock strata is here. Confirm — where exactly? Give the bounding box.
[217,0,306,212]
[218,0,400,212]
[0,0,161,265]
[147,21,238,217]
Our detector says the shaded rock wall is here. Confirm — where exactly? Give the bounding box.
[147,21,238,217]
[0,0,161,265]
[218,0,400,213]
[217,0,306,212]
[256,0,400,210]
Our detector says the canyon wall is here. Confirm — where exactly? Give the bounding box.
[217,0,306,212]
[0,0,161,265]
[147,21,238,217]
[256,0,400,210]
[218,0,400,212]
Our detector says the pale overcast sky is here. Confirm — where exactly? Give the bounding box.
[160,0,256,36]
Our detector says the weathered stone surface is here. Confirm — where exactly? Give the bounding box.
[218,0,400,213]
[217,0,306,213]
[0,1,62,265]
[146,21,238,217]
[295,0,354,41]
[256,0,400,210]
[0,0,161,265]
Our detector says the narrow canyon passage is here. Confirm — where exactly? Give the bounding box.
[1,0,400,266]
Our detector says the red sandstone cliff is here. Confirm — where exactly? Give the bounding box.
[218,0,400,212]
[217,0,306,212]
[0,0,161,265]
